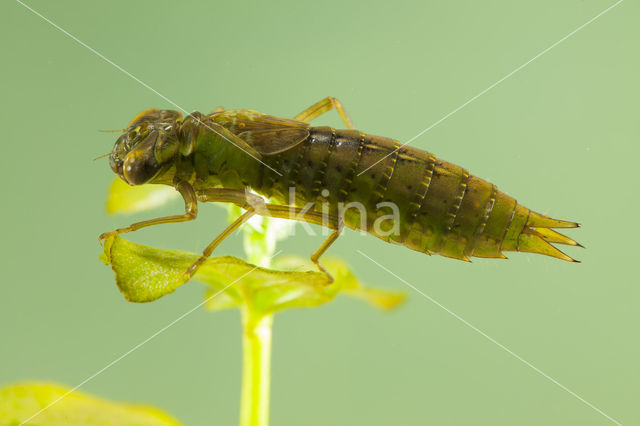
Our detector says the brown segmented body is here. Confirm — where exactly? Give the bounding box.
[212,125,576,262]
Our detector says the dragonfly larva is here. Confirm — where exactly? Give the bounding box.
[100,97,581,282]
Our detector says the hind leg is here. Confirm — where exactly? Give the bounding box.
[294,96,355,129]
[309,219,344,283]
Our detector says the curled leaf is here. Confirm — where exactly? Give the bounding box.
[100,236,405,314]
[100,235,201,302]
[106,177,178,215]
[0,382,180,426]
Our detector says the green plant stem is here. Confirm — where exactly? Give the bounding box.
[240,309,273,426]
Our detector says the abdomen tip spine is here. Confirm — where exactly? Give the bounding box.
[516,210,582,262]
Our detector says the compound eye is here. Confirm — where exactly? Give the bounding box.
[108,134,128,176]
[122,132,160,185]
[109,154,119,175]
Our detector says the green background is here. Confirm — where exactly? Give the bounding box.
[1,0,637,424]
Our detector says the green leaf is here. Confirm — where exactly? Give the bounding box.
[100,235,198,302]
[106,177,178,215]
[273,256,406,311]
[100,235,405,315]
[0,382,180,426]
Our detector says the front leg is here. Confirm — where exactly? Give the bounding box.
[99,180,198,244]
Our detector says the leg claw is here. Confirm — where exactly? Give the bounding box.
[98,231,116,246]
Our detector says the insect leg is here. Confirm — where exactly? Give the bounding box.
[183,208,256,279]
[98,180,197,243]
[309,219,344,283]
[197,188,343,282]
[196,188,340,228]
[260,207,342,282]
[294,96,355,129]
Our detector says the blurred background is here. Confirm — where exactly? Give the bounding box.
[0,0,637,424]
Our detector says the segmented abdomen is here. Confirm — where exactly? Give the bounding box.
[257,126,578,262]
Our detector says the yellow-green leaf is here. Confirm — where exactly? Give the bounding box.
[100,235,233,303]
[100,236,405,314]
[106,177,178,215]
[273,256,406,311]
[0,382,180,426]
